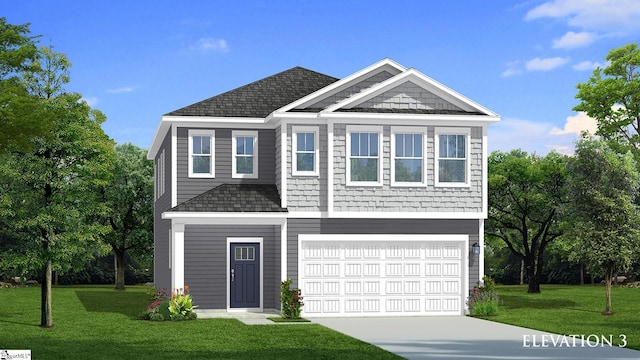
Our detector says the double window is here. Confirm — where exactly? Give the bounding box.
[232,131,258,178]
[391,128,425,185]
[188,130,215,178]
[347,126,382,186]
[435,128,469,186]
[292,126,319,176]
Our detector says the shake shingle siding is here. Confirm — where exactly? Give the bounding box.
[287,218,480,291]
[176,127,277,204]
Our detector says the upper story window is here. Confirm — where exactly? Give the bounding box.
[435,127,470,187]
[188,130,215,178]
[346,126,382,186]
[232,130,258,178]
[292,126,319,176]
[155,149,166,199]
[391,128,425,186]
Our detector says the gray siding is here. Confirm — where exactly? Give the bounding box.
[332,124,483,212]
[308,70,395,109]
[154,130,172,290]
[286,123,328,211]
[287,218,480,292]
[184,225,280,310]
[358,81,464,111]
[176,127,277,204]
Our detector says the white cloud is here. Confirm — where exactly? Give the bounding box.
[489,117,574,155]
[526,0,640,33]
[572,60,603,71]
[549,112,598,135]
[191,38,229,53]
[501,61,523,77]
[82,96,98,107]
[552,31,595,49]
[107,86,134,94]
[525,57,569,71]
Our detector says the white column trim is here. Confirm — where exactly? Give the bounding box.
[171,123,178,208]
[281,219,288,282]
[327,120,334,215]
[482,125,488,214]
[479,218,485,282]
[280,121,288,208]
[171,222,185,293]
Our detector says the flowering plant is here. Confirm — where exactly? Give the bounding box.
[280,279,304,319]
[168,285,197,320]
[467,276,499,316]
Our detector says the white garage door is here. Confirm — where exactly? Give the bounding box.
[298,234,468,317]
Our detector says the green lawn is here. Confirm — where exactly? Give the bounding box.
[484,284,640,349]
[0,285,400,360]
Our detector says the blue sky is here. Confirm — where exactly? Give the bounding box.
[5,0,640,155]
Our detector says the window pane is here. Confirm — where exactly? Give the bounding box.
[359,133,368,156]
[192,155,210,174]
[248,247,254,260]
[245,137,254,155]
[305,133,315,151]
[447,135,458,158]
[296,153,314,172]
[439,159,466,183]
[236,156,254,174]
[242,247,248,260]
[456,135,465,158]
[201,137,210,154]
[395,159,422,182]
[235,247,241,260]
[350,158,378,182]
[236,137,245,155]
[369,133,378,156]
[395,134,404,157]
[439,135,448,157]
[404,134,412,157]
[193,136,202,154]
[296,133,306,151]
[351,133,359,156]
[414,134,422,157]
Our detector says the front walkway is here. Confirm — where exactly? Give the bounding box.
[196,309,308,325]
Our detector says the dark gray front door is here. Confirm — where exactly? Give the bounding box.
[230,243,260,308]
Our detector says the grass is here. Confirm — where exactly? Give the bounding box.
[483,284,640,349]
[0,285,401,360]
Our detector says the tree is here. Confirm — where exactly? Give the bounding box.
[0,46,114,327]
[566,138,640,315]
[0,17,52,153]
[486,150,568,293]
[574,43,640,158]
[104,143,154,291]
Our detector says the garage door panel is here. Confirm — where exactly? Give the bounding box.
[300,238,465,316]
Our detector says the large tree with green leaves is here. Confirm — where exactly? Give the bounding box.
[574,43,640,157]
[566,138,640,315]
[0,17,52,154]
[487,150,568,293]
[104,143,154,291]
[0,46,114,327]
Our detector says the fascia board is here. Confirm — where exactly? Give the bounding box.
[322,68,500,118]
[147,119,171,160]
[321,112,501,124]
[273,58,406,114]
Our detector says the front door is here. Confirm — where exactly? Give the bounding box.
[230,243,260,308]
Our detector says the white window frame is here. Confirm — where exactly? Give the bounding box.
[292,126,319,176]
[232,130,259,179]
[435,127,471,187]
[346,125,383,187]
[391,127,426,187]
[188,129,215,178]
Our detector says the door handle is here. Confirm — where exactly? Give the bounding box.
[231,268,235,282]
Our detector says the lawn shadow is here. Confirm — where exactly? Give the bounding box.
[75,290,148,318]
[499,295,577,309]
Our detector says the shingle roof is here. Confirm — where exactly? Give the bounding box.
[169,184,287,213]
[164,67,339,118]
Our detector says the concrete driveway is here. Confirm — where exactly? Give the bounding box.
[314,316,640,360]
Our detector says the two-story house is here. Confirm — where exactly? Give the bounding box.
[147,59,499,317]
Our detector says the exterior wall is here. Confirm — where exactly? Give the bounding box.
[332,124,483,212]
[275,125,282,200]
[286,123,328,212]
[176,127,277,204]
[309,71,395,109]
[154,130,172,290]
[358,81,464,111]
[287,218,480,292]
[184,224,280,310]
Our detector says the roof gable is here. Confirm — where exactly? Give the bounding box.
[165,67,338,118]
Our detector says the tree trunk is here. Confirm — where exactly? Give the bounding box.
[40,257,53,328]
[114,249,125,291]
[526,262,540,293]
[603,267,613,315]
[520,260,525,285]
[580,264,584,285]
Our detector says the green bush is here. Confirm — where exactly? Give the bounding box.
[467,276,499,316]
[280,279,304,319]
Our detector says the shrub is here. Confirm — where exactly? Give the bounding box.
[168,286,197,320]
[139,286,197,321]
[467,276,499,316]
[280,279,304,319]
